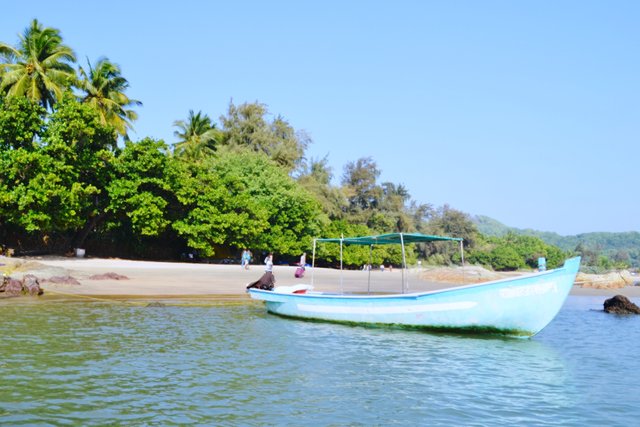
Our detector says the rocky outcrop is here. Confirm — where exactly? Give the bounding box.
[576,271,636,289]
[603,295,640,315]
[2,277,23,296]
[0,274,43,297]
[22,274,43,296]
[419,265,638,290]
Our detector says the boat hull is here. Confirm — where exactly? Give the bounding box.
[248,257,581,337]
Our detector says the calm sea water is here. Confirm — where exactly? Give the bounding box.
[1,296,639,426]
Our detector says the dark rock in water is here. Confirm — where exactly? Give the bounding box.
[23,274,43,296]
[603,295,640,315]
[146,302,166,307]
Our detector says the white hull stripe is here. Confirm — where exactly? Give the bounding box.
[296,301,477,315]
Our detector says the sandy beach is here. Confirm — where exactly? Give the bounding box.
[2,255,639,301]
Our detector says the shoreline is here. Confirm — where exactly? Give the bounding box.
[1,256,639,300]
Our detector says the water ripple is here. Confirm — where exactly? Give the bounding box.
[1,296,639,425]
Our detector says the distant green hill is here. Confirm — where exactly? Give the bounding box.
[473,215,640,267]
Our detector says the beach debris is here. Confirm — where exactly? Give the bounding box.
[603,295,640,315]
[88,272,129,280]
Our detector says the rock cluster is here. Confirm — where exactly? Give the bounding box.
[0,274,44,297]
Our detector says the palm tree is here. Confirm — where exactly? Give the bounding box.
[0,19,76,109]
[173,110,220,161]
[78,57,142,140]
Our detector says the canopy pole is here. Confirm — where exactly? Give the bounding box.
[400,233,407,293]
[311,238,317,287]
[340,235,344,294]
[460,240,465,284]
[367,244,373,294]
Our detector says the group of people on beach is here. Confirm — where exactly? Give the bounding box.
[245,251,307,291]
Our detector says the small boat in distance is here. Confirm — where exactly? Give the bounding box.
[247,233,581,338]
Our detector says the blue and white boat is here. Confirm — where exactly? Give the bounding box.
[247,233,580,337]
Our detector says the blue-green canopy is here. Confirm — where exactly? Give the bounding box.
[311,232,465,294]
[315,232,462,246]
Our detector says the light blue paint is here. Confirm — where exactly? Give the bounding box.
[248,257,581,337]
[538,257,547,271]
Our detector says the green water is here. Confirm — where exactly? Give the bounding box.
[1,296,639,426]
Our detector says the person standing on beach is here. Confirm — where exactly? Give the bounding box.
[295,252,307,278]
[264,253,273,272]
[241,249,251,270]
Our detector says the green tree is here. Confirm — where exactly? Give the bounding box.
[220,101,308,171]
[377,182,414,232]
[341,157,382,213]
[172,148,325,257]
[78,57,141,140]
[0,96,45,150]
[0,96,117,251]
[490,245,523,271]
[40,95,117,249]
[0,144,75,234]
[0,19,76,109]
[407,200,434,234]
[107,138,174,237]
[297,155,347,219]
[313,220,415,269]
[467,233,567,271]
[172,110,220,161]
[422,205,478,264]
[427,205,479,246]
[501,233,566,269]
[380,182,409,212]
[574,242,598,266]
[314,220,374,267]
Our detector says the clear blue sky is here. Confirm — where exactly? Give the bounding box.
[2,1,638,235]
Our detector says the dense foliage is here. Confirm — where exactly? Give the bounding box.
[3,19,621,272]
[475,215,638,269]
[466,233,568,271]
